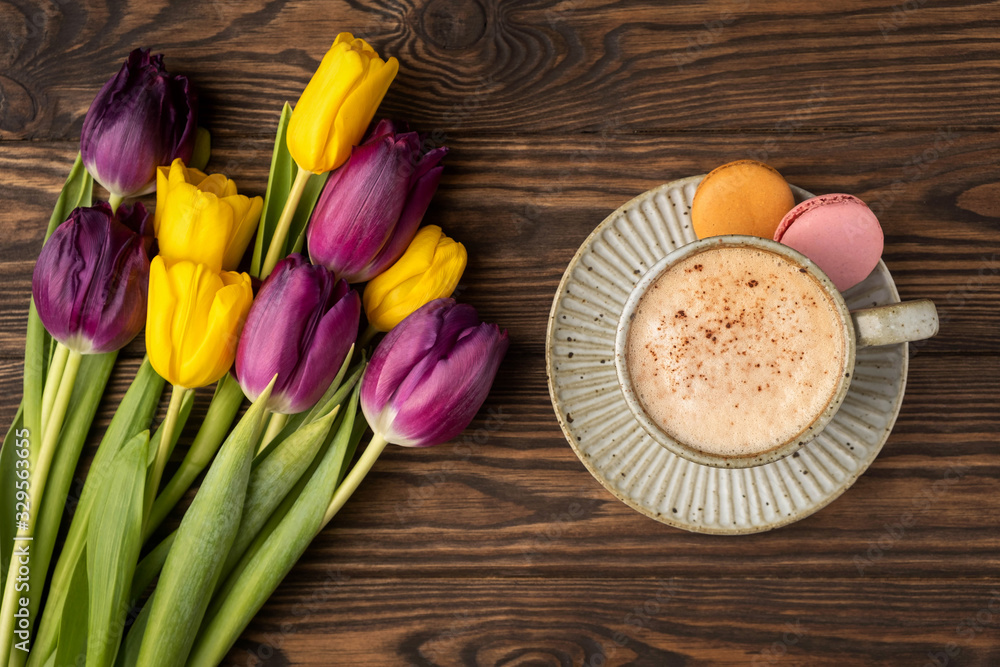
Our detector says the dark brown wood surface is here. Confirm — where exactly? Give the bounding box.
[2,0,999,665]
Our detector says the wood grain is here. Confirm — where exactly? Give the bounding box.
[3,0,1000,140]
[1,0,999,664]
[0,351,996,583]
[1,130,999,358]
[228,576,1000,666]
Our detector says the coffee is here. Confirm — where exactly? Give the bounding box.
[625,245,846,458]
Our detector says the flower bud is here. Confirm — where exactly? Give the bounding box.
[154,159,263,272]
[363,225,466,332]
[307,119,447,283]
[235,255,360,414]
[287,33,399,174]
[81,49,197,199]
[32,202,153,354]
[361,299,507,447]
[146,257,254,389]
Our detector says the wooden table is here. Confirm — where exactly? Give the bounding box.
[2,0,999,664]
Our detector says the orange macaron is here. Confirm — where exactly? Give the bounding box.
[691,160,796,240]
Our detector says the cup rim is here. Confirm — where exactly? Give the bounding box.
[614,234,857,469]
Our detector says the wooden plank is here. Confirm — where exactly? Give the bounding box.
[0,353,996,580]
[1,0,1000,141]
[225,576,1000,666]
[0,130,998,358]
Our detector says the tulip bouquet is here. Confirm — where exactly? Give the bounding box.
[1,32,506,667]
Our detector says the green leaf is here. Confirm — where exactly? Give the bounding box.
[46,153,94,240]
[190,383,362,665]
[288,168,328,255]
[136,381,274,667]
[222,406,340,582]
[250,103,329,277]
[250,103,294,278]
[30,359,165,667]
[130,405,343,615]
[54,547,89,667]
[190,127,212,171]
[87,431,147,667]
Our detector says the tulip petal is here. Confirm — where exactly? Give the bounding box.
[361,299,478,420]
[180,272,253,388]
[235,256,359,414]
[80,49,197,199]
[157,185,233,272]
[364,227,467,331]
[195,174,231,197]
[277,288,360,414]
[155,159,208,232]
[146,256,179,381]
[86,234,150,353]
[326,55,399,171]
[287,44,365,174]
[386,322,507,447]
[220,194,263,270]
[366,118,399,142]
[354,161,445,282]
[236,257,323,403]
[147,259,252,388]
[155,166,170,233]
[307,136,410,280]
[34,203,151,354]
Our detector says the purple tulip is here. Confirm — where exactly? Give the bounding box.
[32,202,153,354]
[307,119,448,284]
[361,298,508,447]
[81,48,197,199]
[235,254,361,414]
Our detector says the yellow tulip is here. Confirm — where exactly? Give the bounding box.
[154,158,263,272]
[363,225,467,332]
[146,256,254,389]
[287,33,399,174]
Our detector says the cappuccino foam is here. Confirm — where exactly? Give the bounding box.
[626,245,846,458]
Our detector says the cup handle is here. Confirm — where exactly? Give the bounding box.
[849,299,939,349]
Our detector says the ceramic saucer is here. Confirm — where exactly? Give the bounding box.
[545,176,907,534]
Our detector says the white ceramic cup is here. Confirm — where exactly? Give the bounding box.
[615,235,939,469]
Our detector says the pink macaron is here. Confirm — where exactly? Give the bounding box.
[773,193,884,292]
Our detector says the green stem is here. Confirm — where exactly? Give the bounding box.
[260,164,311,279]
[257,412,288,455]
[143,375,245,542]
[0,346,81,664]
[108,193,123,213]
[21,300,47,469]
[39,343,68,430]
[143,385,190,523]
[321,432,388,527]
[37,348,82,499]
[358,323,379,350]
[38,349,80,456]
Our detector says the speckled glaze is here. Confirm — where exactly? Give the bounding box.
[546,176,911,534]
